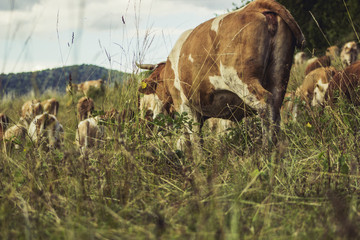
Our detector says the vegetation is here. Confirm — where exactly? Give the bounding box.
[1,1,360,239]
[1,62,360,239]
[0,64,128,97]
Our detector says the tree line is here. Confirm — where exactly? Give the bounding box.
[0,64,128,97]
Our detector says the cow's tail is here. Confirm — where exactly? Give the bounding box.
[246,0,305,48]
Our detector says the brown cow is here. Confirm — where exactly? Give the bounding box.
[77,97,94,121]
[297,67,337,106]
[139,0,304,147]
[3,124,27,154]
[41,98,59,116]
[281,67,337,123]
[21,99,43,127]
[305,55,331,75]
[67,79,104,96]
[325,61,360,105]
[340,41,358,67]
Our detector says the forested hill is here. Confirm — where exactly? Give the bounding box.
[0,64,129,97]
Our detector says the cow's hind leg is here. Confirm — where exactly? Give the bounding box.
[265,15,295,144]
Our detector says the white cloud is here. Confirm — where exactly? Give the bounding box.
[1,0,236,73]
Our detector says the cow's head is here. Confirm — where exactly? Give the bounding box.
[312,81,329,107]
[311,67,337,107]
[137,62,166,94]
[342,41,358,66]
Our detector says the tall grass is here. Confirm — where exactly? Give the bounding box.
[1,68,360,239]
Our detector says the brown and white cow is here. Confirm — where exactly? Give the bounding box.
[67,79,104,96]
[28,113,64,149]
[296,67,337,106]
[21,99,43,127]
[41,98,59,116]
[0,113,10,141]
[139,0,304,146]
[324,61,360,106]
[3,124,27,154]
[280,67,337,123]
[294,52,308,66]
[326,45,340,61]
[77,97,94,121]
[305,55,331,76]
[340,41,358,67]
[76,116,105,154]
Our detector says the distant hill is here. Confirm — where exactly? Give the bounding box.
[0,64,129,97]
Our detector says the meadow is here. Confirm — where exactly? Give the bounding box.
[0,59,360,240]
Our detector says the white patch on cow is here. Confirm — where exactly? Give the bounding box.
[188,54,194,63]
[209,62,264,110]
[139,94,163,118]
[169,29,193,92]
[311,80,329,107]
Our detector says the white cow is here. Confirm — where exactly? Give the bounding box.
[28,113,64,149]
[294,52,308,66]
[340,41,358,66]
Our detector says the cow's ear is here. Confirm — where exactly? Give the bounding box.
[138,80,157,94]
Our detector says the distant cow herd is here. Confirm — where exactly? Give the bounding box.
[1,79,108,155]
[2,0,360,154]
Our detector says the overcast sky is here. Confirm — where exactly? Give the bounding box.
[0,0,242,74]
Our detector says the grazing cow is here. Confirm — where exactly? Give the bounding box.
[294,52,308,66]
[21,99,43,127]
[296,67,337,106]
[28,113,64,149]
[340,41,358,67]
[41,98,59,116]
[280,67,337,123]
[325,61,360,105]
[326,45,340,61]
[66,79,104,96]
[305,55,331,75]
[3,124,27,154]
[0,113,10,141]
[138,61,175,117]
[76,116,105,154]
[139,0,304,147]
[77,97,94,121]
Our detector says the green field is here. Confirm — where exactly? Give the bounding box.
[1,65,360,240]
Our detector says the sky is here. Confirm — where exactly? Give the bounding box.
[0,0,242,74]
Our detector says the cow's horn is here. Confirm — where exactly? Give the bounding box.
[135,62,156,70]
